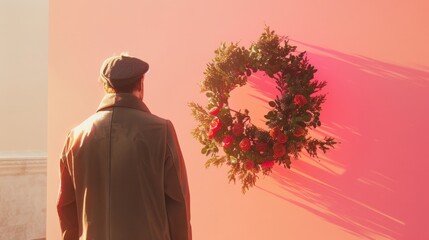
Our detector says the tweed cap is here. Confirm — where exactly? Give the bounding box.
[99,54,149,88]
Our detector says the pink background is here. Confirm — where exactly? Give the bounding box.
[48,1,429,239]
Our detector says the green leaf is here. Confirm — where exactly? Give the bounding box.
[246,69,251,76]
[303,113,312,122]
[205,150,211,156]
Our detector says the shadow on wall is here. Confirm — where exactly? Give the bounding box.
[248,44,429,240]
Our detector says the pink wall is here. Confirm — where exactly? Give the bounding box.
[48,1,429,239]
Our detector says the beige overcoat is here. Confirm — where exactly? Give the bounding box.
[57,93,191,240]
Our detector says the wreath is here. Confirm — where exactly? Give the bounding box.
[189,27,337,193]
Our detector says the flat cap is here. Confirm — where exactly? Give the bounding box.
[99,55,149,88]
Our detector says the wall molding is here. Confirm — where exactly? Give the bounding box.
[0,151,47,176]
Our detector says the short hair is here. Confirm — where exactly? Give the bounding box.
[102,76,143,93]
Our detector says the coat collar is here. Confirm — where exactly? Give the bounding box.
[96,93,151,113]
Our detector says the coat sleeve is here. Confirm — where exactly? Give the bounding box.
[164,120,192,240]
[57,134,79,240]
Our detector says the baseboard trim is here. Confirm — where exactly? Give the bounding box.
[0,151,47,176]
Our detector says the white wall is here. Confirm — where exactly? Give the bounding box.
[0,0,48,151]
[0,0,48,239]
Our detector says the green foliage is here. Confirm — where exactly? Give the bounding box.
[189,27,338,193]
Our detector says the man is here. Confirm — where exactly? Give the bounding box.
[57,54,192,240]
